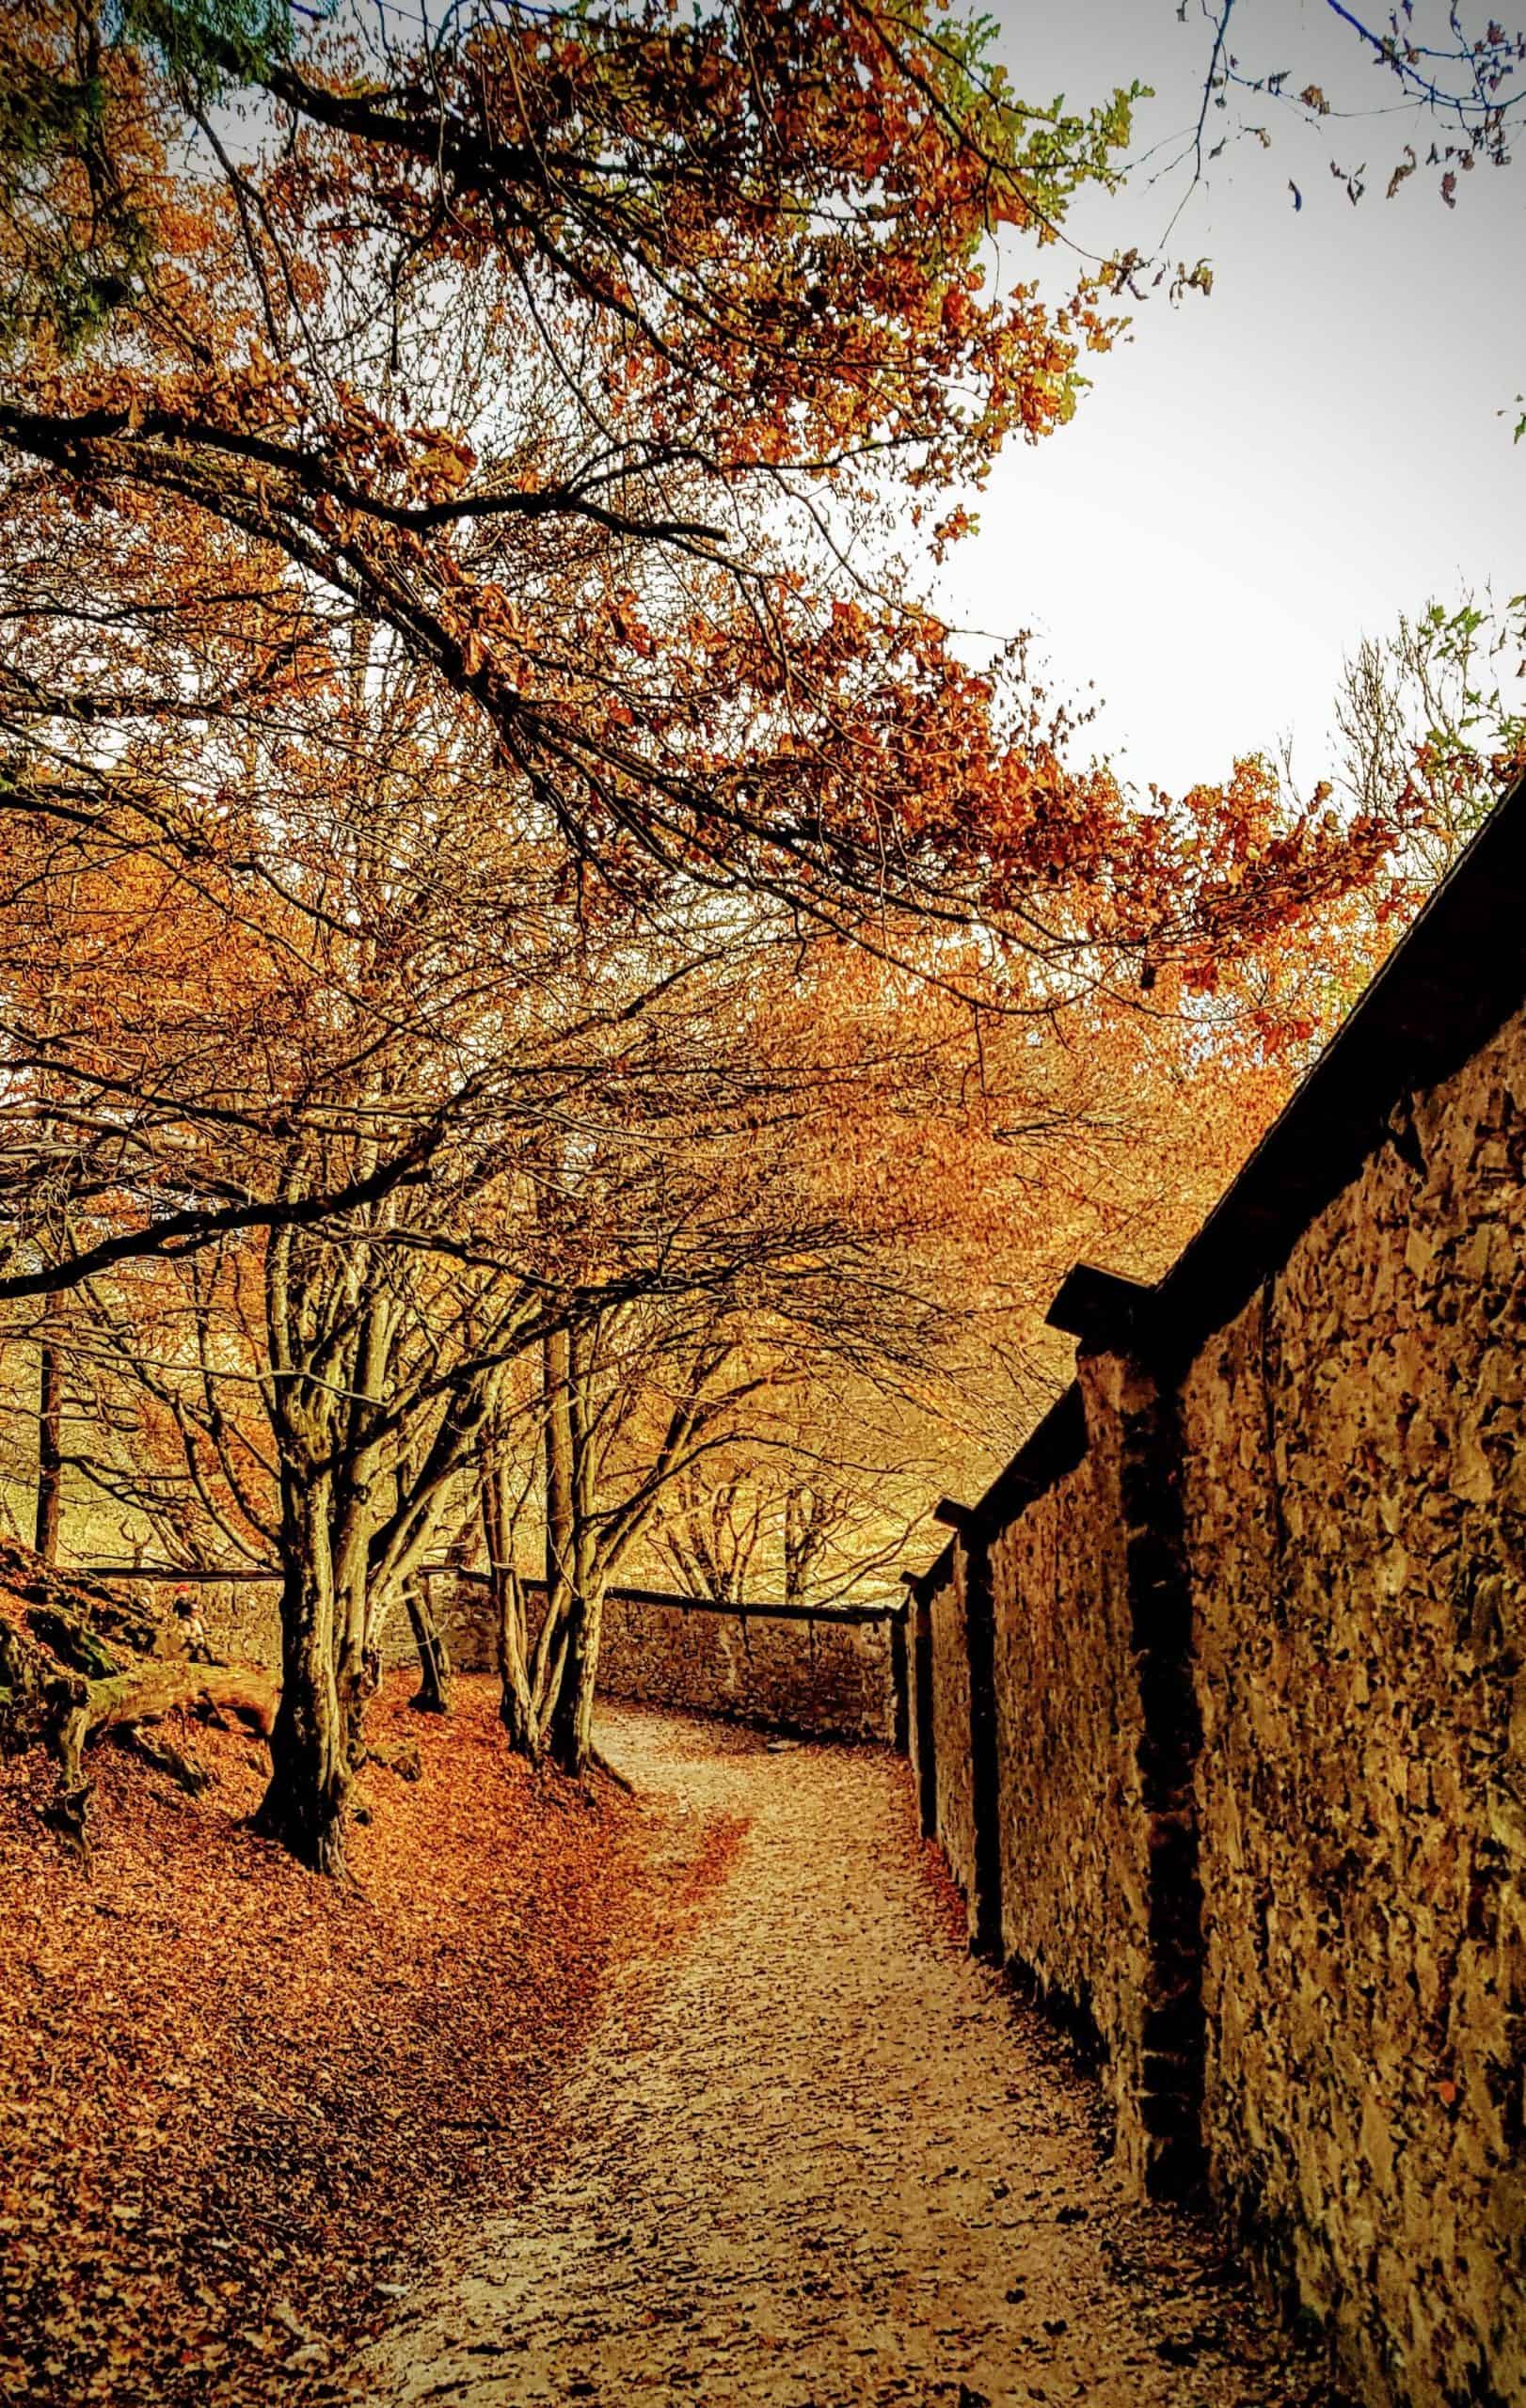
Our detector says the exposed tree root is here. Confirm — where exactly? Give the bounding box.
[0,1542,275,1852]
[590,1746,637,1797]
[113,1724,215,1794]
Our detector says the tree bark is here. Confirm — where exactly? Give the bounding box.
[548,1568,604,1778]
[481,1436,550,1759]
[548,1339,601,1778]
[405,1580,452,1714]
[34,1339,62,1564]
[493,1566,541,1755]
[333,1480,381,1769]
[254,1472,350,1875]
[542,1326,575,1622]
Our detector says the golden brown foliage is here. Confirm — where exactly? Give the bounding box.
[0,1675,673,2408]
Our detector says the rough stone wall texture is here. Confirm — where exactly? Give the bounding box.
[928,1552,976,1901]
[1179,1006,1526,2408]
[916,992,1526,2403]
[989,1367,1159,2177]
[196,1579,483,1679]
[197,1582,281,1667]
[594,1593,894,1740]
[422,1580,495,1674]
[184,1575,891,1740]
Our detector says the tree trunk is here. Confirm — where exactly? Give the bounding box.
[545,1329,603,1778]
[405,1580,452,1714]
[481,1448,549,1759]
[254,1474,349,1875]
[34,1339,62,1564]
[548,1569,604,1778]
[542,1326,575,1621]
[333,1489,380,1770]
[341,1637,381,1766]
[494,1571,542,1756]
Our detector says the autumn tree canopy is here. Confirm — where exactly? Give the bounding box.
[0,0,1409,972]
[0,0,1447,1872]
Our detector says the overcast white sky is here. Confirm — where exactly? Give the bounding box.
[934,1,1524,794]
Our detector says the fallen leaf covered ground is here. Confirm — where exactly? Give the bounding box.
[364,1715,1339,2408]
[0,1673,685,2408]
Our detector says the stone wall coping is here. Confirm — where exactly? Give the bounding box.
[909,763,1526,1594]
[1150,760,1526,1369]
[79,1561,905,1629]
[911,1382,1088,1599]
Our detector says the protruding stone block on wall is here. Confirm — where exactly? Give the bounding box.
[962,1533,1004,1959]
[1104,1353,1207,2202]
[927,1549,976,1901]
[907,1582,938,1839]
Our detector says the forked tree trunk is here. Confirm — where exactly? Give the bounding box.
[254,1476,349,1875]
[34,1340,62,1565]
[480,1353,580,1765]
[482,1453,557,1760]
[548,1569,604,1778]
[492,1556,539,1755]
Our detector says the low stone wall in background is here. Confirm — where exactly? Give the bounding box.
[596,1592,893,1741]
[175,1580,472,1679]
[187,1574,895,1745]
[428,1576,895,1739]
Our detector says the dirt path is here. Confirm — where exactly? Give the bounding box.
[358,1711,1333,2408]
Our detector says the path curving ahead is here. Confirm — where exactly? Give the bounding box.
[358,1711,1332,2408]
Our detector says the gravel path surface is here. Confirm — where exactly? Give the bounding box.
[358,1709,1334,2408]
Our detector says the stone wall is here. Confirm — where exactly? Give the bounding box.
[197,1581,281,1667]
[989,1379,1152,2171]
[1179,1008,1526,2407]
[906,1588,938,1840]
[191,1577,484,1680]
[435,1577,895,1738]
[594,1592,894,1741]
[927,1552,975,1900]
[166,1574,895,1742]
[907,952,1526,2399]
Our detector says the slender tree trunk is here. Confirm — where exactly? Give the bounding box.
[542,1326,575,1621]
[254,1471,349,1875]
[481,1437,548,1758]
[494,1567,542,1756]
[548,1340,601,1778]
[405,1580,452,1714]
[540,1324,592,1769]
[334,1573,377,1769]
[34,1339,62,1564]
[332,1465,385,1767]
